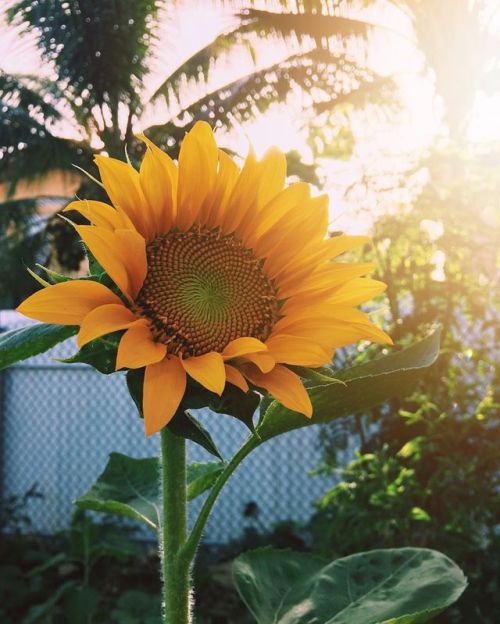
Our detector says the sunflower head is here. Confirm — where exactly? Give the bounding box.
[17,122,391,435]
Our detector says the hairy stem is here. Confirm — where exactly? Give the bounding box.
[160,428,190,624]
[181,435,260,563]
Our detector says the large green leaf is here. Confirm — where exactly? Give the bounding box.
[233,547,467,624]
[75,453,225,531]
[0,323,78,370]
[75,453,160,531]
[232,549,326,622]
[256,330,441,441]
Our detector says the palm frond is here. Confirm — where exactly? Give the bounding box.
[151,4,375,128]
[7,0,161,122]
[0,71,61,122]
[313,76,396,114]
[152,28,255,106]
[145,49,379,153]
[0,197,47,308]
[0,103,92,194]
[237,7,371,43]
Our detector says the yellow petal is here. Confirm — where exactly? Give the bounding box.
[255,146,287,207]
[224,364,249,393]
[63,200,127,230]
[116,323,167,369]
[265,335,331,367]
[181,351,226,395]
[325,278,387,307]
[243,364,312,418]
[274,235,371,284]
[76,226,147,300]
[221,147,259,233]
[254,194,328,264]
[278,263,375,300]
[222,337,268,360]
[94,155,149,235]
[77,303,139,347]
[282,277,387,316]
[176,121,218,230]
[239,352,275,373]
[262,195,329,276]
[143,357,186,435]
[234,146,287,240]
[137,134,177,236]
[243,183,310,248]
[204,149,240,228]
[274,317,392,347]
[17,280,121,325]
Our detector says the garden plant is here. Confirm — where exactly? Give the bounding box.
[0,123,467,623]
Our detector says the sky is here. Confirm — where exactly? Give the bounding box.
[1,1,499,233]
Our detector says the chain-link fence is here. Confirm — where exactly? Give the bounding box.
[0,311,334,544]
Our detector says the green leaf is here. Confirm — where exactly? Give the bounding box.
[26,552,66,578]
[75,452,160,531]
[0,323,78,370]
[62,336,118,374]
[256,330,441,441]
[187,462,225,501]
[233,547,467,624]
[111,590,161,624]
[61,586,101,624]
[75,453,225,531]
[233,549,326,622]
[126,368,223,459]
[24,581,77,624]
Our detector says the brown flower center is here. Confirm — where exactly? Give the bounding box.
[136,225,279,358]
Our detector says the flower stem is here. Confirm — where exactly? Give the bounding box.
[181,435,260,563]
[160,428,190,624]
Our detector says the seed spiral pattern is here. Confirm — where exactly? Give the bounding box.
[136,225,279,358]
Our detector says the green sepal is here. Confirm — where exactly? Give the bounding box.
[256,329,441,441]
[125,368,224,459]
[75,452,225,531]
[62,334,120,374]
[36,263,72,283]
[183,381,261,434]
[0,323,78,370]
[169,411,223,460]
[233,546,467,624]
[26,266,51,288]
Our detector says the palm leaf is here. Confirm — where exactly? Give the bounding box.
[0,107,92,195]
[146,48,379,152]
[0,71,61,122]
[7,0,161,125]
[237,7,371,43]
[152,28,256,106]
[0,198,48,308]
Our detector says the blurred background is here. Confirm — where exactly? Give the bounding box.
[0,1,499,623]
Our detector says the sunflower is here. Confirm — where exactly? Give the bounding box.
[17,122,391,435]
